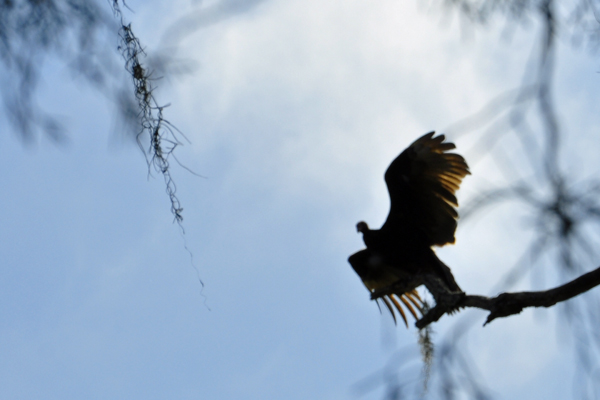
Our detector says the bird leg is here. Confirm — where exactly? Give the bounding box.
[410,274,465,328]
[421,273,464,307]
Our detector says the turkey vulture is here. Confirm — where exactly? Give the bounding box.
[349,132,469,322]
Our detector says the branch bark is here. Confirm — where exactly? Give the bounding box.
[371,265,600,329]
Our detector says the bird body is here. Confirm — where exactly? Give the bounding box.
[349,132,469,324]
[358,222,461,292]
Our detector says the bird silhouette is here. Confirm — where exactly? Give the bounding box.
[349,132,469,325]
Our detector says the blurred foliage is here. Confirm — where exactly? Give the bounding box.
[0,0,118,141]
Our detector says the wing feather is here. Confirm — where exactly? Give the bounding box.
[399,295,419,321]
[381,297,397,325]
[389,295,409,327]
[405,292,424,314]
[383,132,470,247]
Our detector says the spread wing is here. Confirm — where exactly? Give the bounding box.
[348,249,423,327]
[382,132,470,247]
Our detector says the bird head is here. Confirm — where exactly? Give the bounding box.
[356,221,369,233]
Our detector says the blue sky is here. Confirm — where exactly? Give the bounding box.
[2,0,600,399]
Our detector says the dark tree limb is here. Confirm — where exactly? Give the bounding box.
[371,265,600,329]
